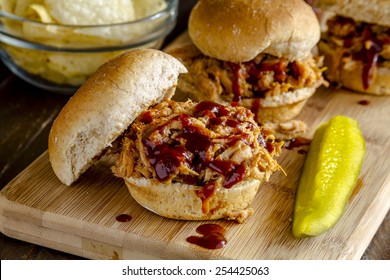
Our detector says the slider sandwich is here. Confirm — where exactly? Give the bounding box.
[314,0,390,95]
[48,49,282,222]
[169,0,326,123]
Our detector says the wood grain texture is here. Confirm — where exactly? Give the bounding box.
[0,84,389,259]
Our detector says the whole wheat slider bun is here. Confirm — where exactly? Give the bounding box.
[188,0,320,63]
[48,49,187,186]
[314,0,390,27]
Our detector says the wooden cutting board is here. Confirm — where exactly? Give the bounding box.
[1,35,390,260]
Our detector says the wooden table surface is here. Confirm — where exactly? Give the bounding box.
[0,0,388,260]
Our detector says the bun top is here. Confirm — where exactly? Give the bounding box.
[48,49,187,186]
[314,0,390,26]
[188,0,320,62]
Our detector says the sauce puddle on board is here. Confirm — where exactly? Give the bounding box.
[116,214,132,222]
[358,100,370,106]
[186,224,227,249]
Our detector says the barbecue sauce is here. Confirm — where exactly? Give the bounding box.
[284,137,311,150]
[251,99,262,121]
[116,214,132,222]
[227,63,243,103]
[186,224,227,249]
[228,58,299,118]
[358,100,370,106]
[362,27,382,90]
[329,16,390,89]
[142,101,262,212]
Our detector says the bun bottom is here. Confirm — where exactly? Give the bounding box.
[240,90,312,123]
[253,99,308,123]
[319,41,390,95]
[124,177,261,223]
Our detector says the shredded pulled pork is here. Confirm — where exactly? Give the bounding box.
[323,15,390,89]
[112,100,282,212]
[169,44,325,104]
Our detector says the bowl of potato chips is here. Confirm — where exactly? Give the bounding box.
[0,0,178,93]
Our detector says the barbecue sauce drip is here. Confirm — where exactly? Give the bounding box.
[362,27,383,90]
[329,16,390,89]
[227,62,243,103]
[186,224,227,249]
[142,101,254,208]
[251,99,262,122]
[116,214,132,222]
[228,58,300,113]
[358,100,370,106]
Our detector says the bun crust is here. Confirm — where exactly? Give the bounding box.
[314,0,390,26]
[48,49,187,186]
[318,41,390,95]
[188,0,320,62]
[124,177,260,222]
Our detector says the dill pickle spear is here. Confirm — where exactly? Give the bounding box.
[292,116,366,238]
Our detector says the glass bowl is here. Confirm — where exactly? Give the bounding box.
[0,0,178,94]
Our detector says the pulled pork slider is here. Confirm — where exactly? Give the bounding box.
[169,0,325,123]
[314,0,390,95]
[48,49,282,222]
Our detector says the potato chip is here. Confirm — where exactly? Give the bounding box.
[73,22,148,43]
[13,0,44,17]
[1,0,170,87]
[47,51,119,85]
[27,4,54,23]
[0,0,16,13]
[133,0,167,19]
[4,44,114,85]
[44,0,136,25]
[21,20,109,47]
[4,39,160,86]
[4,44,49,76]
[3,0,169,43]
[71,0,168,42]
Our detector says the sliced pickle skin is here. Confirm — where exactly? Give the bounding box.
[292,116,366,238]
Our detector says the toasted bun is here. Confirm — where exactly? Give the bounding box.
[188,0,320,62]
[177,76,315,123]
[314,0,390,26]
[124,177,259,222]
[318,41,390,95]
[48,49,187,186]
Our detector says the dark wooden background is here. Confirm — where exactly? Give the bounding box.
[0,0,388,260]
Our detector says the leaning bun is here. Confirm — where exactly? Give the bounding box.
[124,177,259,222]
[48,49,187,186]
[318,41,390,95]
[188,0,320,62]
[314,0,390,26]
